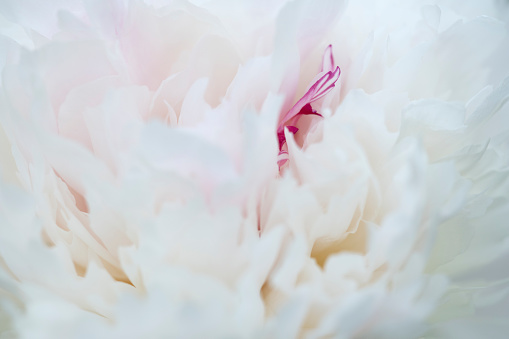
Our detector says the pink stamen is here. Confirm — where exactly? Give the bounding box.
[277,45,340,169]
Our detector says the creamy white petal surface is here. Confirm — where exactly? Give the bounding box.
[1,0,509,338]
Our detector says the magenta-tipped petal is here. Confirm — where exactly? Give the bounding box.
[277,150,289,169]
[321,44,335,73]
[310,67,341,102]
[286,126,299,134]
[276,45,340,169]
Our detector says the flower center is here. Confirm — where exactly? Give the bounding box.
[277,45,340,170]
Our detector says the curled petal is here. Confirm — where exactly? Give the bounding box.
[286,126,299,134]
[278,66,340,129]
[277,150,289,169]
[321,44,335,73]
[276,45,340,158]
[310,66,341,102]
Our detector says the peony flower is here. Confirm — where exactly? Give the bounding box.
[0,0,509,338]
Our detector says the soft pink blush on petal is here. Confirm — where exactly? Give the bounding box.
[277,45,340,169]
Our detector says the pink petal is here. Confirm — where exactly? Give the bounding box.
[321,44,335,73]
[276,45,341,165]
[286,126,299,134]
[277,150,289,169]
[278,66,340,129]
